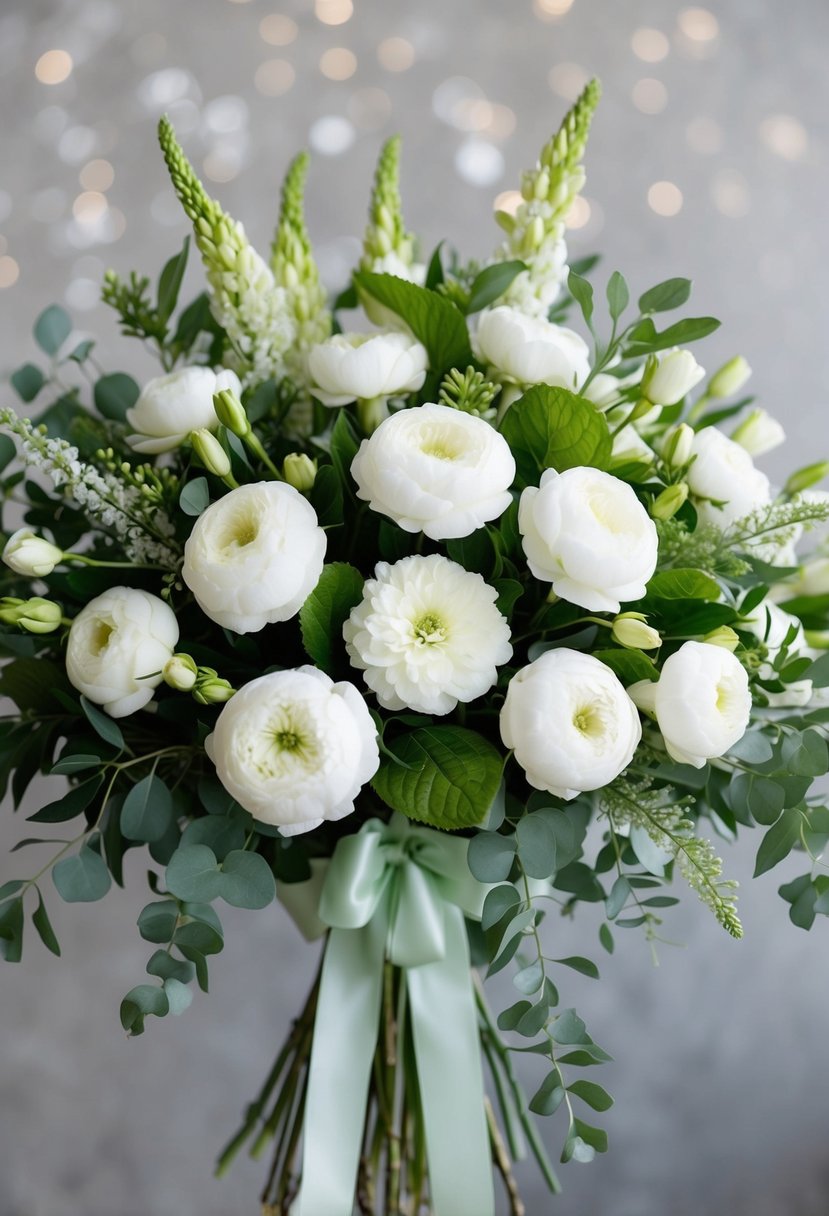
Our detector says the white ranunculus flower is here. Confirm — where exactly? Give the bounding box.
[629,641,751,768]
[743,599,812,707]
[730,408,786,457]
[351,403,515,540]
[475,306,591,390]
[344,554,512,715]
[641,349,705,406]
[687,427,771,528]
[206,668,379,836]
[307,331,428,407]
[500,649,642,799]
[66,586,179,718]
[182,482,326,634]
[2,529,63,577]
[126,366,242,455]
[519,467,658,612]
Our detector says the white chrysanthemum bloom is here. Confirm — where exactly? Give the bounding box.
[629,641,751,768]
[687,427,771,528]
[641,349,705,406]
[743,599,812,707]
[475,306,590,390]
[182,482,326,634]
[66,586,179,718]
[500,649,642,799]
[351,403,515,540]
[126,366,242,455]
[730,408,786,458]
[206,668,379,836]
[2,529,63,577]
[307,331,428,407]
[344,554,512,714]
[519,467,658,612]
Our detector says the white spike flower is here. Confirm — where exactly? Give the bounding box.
[344,554,512,715]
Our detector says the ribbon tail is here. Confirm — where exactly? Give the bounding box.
[296,911,387,1216]
[407,907,495,1216]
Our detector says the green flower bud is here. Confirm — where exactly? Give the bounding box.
[703,626,740,652]
[213,389,251,438]
[163,653,199,692]
[662,423,694,469]
[282,453,317,492]
[3,529,63,578]
[191,428,232,478]
[611,612,661,650]
[193,667,235,705]
[0,596,63,634]
[708,355,751,400]
[785,461,829,496]
[650,482,689,520]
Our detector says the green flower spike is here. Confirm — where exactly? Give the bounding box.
[361,135,416,273]
[271,152,331,356]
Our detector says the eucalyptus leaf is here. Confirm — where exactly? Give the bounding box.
[52,845,112,903]
[34,305,72,356]
[121,774,175,844]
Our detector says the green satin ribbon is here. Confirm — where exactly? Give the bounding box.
[285,814,495,1216]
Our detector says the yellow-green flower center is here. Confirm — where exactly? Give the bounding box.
[413,612,447,646]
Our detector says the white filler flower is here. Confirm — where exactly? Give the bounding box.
[182,482,326,634]
[307,331,428,406]
[687,427,771,528]
[351,403,515,540]
[475,306,591,390]
[3,529,63,577]
[206,668,379,836]
[344,554,512,714]
[629,641,751,768]
[500,649,642,799]
[126,366,242,454]
[519,466,658,612]
[66,586,179,718]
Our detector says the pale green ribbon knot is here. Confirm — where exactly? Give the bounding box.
[286,814,495,1216]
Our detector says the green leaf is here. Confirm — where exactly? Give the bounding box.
[166,844,223,902]
[638,277,692,314]
[179,477,210,517]
[68,338,95,364]
[51,754,102,776]
[726,732,775,765]
[516,812,557,879]
[329,410,360,488]
[497,999,532,1031]
[551,1007,588,1045]
[354,271,473,372]
[754,808,803,877]
[782,729,828,777]
[499,385,612,488]
[0,657,67,713]
[516,1000,550,1037]
[554,956,600,979]
[299,562,365,674]
[529,1073,567,1116]
[309,463,343,528]
[729,773,784,826]
[146,950,195,984]
[626,316,720,357]
[137,899,180,943]
[0,880,23,902]
[468,832,517,883]
[424,242,444,290]
[606,271,629,321]
[34,305,72,356]
[120,983,169,1034]
[52,845,112,903]
[180,815,245,861]
[481,882,520,930]
[80,696,125,751]
[568,1079,613,1112]
[157,235,190,323]
[598,922,614,954]
[465,260,526,314]
[593,648,657,685]
[28,774,103,823]
[645,569,721,601]
[121,774,175,844]
[371,726,504,830]
[163,976,193,1016]
[513,960,545,995]
[779,873,816,930]
[11,363,45,403]
[93,373,140,423]
[0,433,16,473]
[567,270,594,327]
[0,897,24,962]
[220,850,275,909]
[32,891,60,956]
[174,919,223,955]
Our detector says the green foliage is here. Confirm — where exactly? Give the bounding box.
[299,562,365,674]
[372,726,503,829]
[465,261,527,314]
[353,272,474,373]
[34,305,72,356]
[499,386,612,487]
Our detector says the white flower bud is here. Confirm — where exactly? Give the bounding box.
[641,349,705,406]
[2,529,63,578]
[213,388,251,438]
[662,423,695,468]
[708,356,751,400]
[163,653,198,692]
[282,453,317,492]
[611,613,661,650]
[702,626,740,652]
[785,461,829,496]
[191,428,232,479]
[650,482,689,521]
[731,409,785,457]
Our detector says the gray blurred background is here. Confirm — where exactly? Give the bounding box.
[1,0,828,1213]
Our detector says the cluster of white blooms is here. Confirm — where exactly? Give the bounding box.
[0,407,179,569]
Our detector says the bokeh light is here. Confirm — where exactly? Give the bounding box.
[35,50,73,85]
[647,180,683,216]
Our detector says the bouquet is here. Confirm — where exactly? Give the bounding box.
[3,78,829,1215]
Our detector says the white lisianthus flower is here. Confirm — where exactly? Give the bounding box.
[687,427,771,527]
[641,349,705,406]
[475,306,591,390]
[500,649,642,799]
[307,331,428,407]
[206,668,379,836]
[182,482,326,634]
[2,529,63,577]
[519,467,658,612]
[743,599,812,707]
[731,408,786,457]
[629,641,751,768]
[351,403,515,540]
[66,586,179,718]
[344,554,512,714]
[126,366,242,455]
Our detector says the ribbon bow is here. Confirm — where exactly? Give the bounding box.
[286,814,495,1216]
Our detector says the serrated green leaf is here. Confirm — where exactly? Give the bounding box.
[500,385,611,489]
[645,568,721,601]
[354,271,473,372]
[299,562,364,674]
[372,726,503,830]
